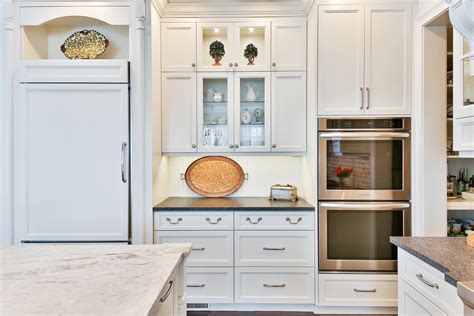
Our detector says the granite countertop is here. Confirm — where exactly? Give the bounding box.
[0,243,192,315]
[390,237,474,286]
[153,197,315,211]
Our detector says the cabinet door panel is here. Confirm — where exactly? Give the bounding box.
[162,23,196,72]
[271,72,306,152]
[271,21,306,71]
[364,5,412,115]
[318,5,365,116]
[398,279,448,316]
[162,73,197,153]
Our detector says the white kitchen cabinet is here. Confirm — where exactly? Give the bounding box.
[318,5,365,116]
[398,279,447,316]
[186,267,234,303]
[197,23,234,72]
[162,23,196,72]
[15,81,129,243]
[318,4,412,116]
[157,279,179,316]
[234,22,271,72]
[364,5,412,115]
[271,21,307,71]
[197,72,234,152]
[271,72,306,152]
[162,73,197,153]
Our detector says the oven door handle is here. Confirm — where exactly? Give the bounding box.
[320,203,410,210]
[319,132,410,138]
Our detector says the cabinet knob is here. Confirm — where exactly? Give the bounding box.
[272,144,277,148]
[272,62,276,67]
[229,63,234,67]
[229,144,234,148]
[191,63,196,67]
[234,144,239,148]
[191,144,197,148]
[234,63,238,67]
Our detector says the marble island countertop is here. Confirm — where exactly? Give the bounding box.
[0,243,192,315]
[154,197,315,211]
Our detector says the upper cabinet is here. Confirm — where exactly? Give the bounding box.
[197,23,235,72]
[271,21,307,71]
[234,22,271,72]
[162,23,197,72]
[318,4,412,116]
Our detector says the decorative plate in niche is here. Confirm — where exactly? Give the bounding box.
[60,30,109,59]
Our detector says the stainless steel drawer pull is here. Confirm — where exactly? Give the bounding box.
[187,284,206,288]
[246,217,262,224]
[160,281,173,302]
[263,283,286,288]
[263,247,286,251]
[360,87,364,110]
[192,247,205,251]
[166,217,183,225]
[354,288,376,293]
[286,217,302,224]
[121,142,128,183]
[205,217,222,225]
[416,273,439,289]
[366,87,370,110]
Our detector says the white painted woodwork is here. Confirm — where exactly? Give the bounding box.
[453,116,474,153]
[233,22,271,72]
[161,23,196,72]
[197,22,234,72]
[15,84,129,242]
[271,21,307,71]
[20,60,129,83]
[234,267,315,304]
[397,249,464,315]
[318,274,398,307]
[234,211,314,230]
[233,72,271,152]
[234,231,314,267]
[271,72,306,152]
[154,212,233,231]
[398,279,448,316]
[157,277,178,316]
[364,5,412,115]
[161,73,197,153]
[154,230,234,267]
[186,267,234,304]
[197,72,234,152]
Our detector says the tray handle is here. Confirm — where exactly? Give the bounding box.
[244,173,249,180]
[180,173,185,180]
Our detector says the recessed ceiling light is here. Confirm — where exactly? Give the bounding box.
[214,28,219,33]
[248,27,255,32]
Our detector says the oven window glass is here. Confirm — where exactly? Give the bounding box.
[326,140,403,190]
[327,210,403,260]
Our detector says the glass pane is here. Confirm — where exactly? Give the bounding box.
[463,57,474,107]
[326,140,403,190]
[239,78,265,147]
[238,26,266,67]
[203,78,228,148]
[202,27,229,67]
[327,210,403,260]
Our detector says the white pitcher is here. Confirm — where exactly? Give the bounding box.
[245,83,260,102]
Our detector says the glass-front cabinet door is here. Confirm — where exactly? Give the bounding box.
[233,22,270,72]
[234,72,270,152]
[197,23,234,72]
[197,73,234,152]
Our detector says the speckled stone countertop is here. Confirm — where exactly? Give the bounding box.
[0,244,192,315]
[390,237,474,286]
[154,197,315,211]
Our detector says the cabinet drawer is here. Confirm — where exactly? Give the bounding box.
[234,212,314,230]
[187,267,233,304]
[154,212,233,230]
[154,231,233,267]
[318,273,397,307]
[398,249,463,314]
[398,279,448,316]
[234,267,315,304]
[235,231,314,267]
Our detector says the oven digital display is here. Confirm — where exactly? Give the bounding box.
[326,119,404,129]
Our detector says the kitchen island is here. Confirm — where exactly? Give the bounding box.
[0,243,192,315]
[391,237,474,315]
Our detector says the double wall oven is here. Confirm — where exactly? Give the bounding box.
[318,118,411,272]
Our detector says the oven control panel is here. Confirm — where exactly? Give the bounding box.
[322,118,408,130]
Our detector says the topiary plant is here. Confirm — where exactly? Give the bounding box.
[244,43,259,65]
[209,40,225,66]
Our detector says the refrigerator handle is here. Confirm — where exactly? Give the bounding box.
[121,142,128,183]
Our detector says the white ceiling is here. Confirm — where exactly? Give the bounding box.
[168,0,300,3]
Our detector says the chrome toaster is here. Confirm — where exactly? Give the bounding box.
[269,184,298,202]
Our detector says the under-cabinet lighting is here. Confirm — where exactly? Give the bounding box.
[248,27,255,32]
[214,28,219,33]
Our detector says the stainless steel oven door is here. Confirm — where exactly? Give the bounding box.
[319,202,411,272]
[318,132,411,201]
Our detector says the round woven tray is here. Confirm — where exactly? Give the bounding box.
[184,156,245,197]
